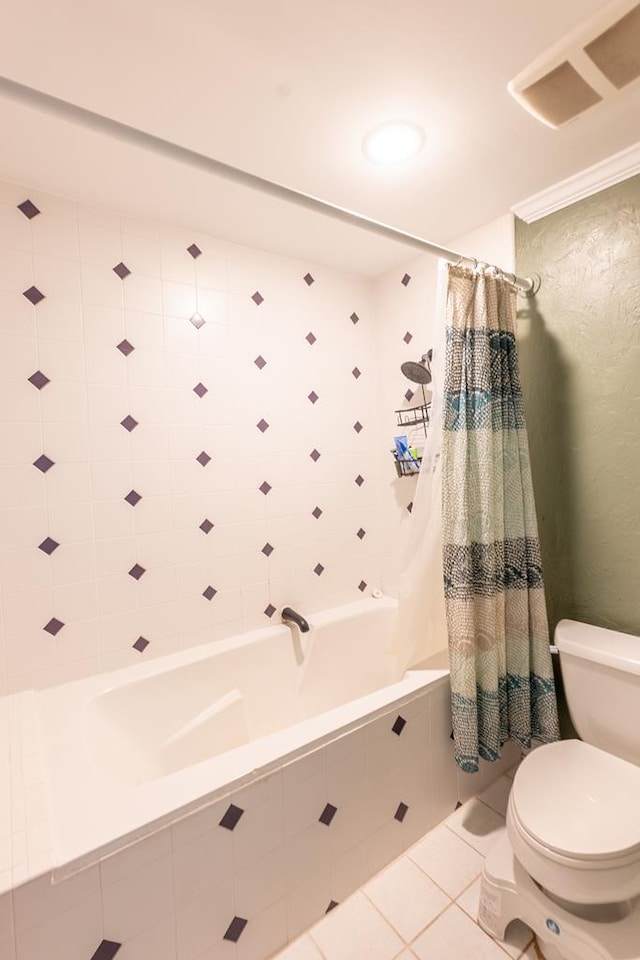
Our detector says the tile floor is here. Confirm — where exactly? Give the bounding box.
[273,770,539,960]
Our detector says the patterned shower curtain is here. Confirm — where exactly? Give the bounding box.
[442,264,559,772]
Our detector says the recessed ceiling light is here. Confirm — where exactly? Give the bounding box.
[362,121,425,165]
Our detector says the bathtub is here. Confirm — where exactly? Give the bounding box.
[34,595,449,877]
[1,596,464,960]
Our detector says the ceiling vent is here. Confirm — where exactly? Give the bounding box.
[509,0,640,128]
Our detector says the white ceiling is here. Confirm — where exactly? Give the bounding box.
[1,0,640,276]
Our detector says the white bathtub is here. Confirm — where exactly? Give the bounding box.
[34,595,449,877]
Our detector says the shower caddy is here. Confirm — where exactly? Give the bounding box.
[392,399,430,477]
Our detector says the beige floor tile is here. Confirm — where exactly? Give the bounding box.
[411,904,510,960]
[519,942,542,959]
[407,823,484,897]
[309,891,403,960]
[364,855,450,942]
[445,798,506,856]
[272,934,323,959]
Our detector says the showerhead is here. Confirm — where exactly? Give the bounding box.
[401,351,432,385]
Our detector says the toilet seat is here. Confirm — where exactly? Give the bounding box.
[507,739,640,903]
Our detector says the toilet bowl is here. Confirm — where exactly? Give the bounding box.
[479,619,640,960]
[507,738,640,905]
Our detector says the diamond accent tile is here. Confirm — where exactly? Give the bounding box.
[392,715,407,736]
[33,454,54,473]
[314,563,325,576]
[352,367,361,379]
[357,527,366,539]
[43,617,64,636]
[199,518,214,534]
[395,802,409,822]
[116,339,134,357]
[257,418,269,433]
[219,803,244,830]
[196,450,211,467]
[38,537,59,555]
[17,199,41,219]
[124,489,142,507]
[403,331,413,344]
[405,390,416,405]
[353,420,363,433]
[308,390,319,404]
[319,803,337,826]
[350,312,359,324]
[28,370,50,390]
[251,291,264,306]
[401,273,411,286]
[133,636,149,653]
[193,382,208,398]
[312,506,322,519]
[23,286,45,305]
[355,474,364,486]
[303,272,315,286]
[190,312,205,329]
[261,542,274,557]
[187,243,202,259]
[224,917,248,943]
[120,415,138,432]
[326,900,339,913]
[358,580,367,592]
[254,355,267,369]
[259,481,272,495]
[407,501,414,514]
[264,603,276,618]
[310,448,321,462]
[305,331,317,345]
[128,563,145,580]
[203,585,217,601]
[91,941,122,960]
[113,262,131,280]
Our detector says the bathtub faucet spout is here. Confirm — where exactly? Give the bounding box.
[281,607,310,633]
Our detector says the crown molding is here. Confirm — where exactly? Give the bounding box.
[511,140,640,223]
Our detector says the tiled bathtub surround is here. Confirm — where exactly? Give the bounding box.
[0,179,384,694]
[0,680,461,960]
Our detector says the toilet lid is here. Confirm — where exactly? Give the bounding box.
[511,740,640,861]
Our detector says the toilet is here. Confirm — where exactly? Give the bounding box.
[479,619,640,960]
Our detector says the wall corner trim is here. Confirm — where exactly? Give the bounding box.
[511,140,640,223]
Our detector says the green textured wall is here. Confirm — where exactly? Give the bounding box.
[515,174,640,638]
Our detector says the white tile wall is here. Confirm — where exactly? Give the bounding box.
[0,686,459,960]
[373,258,439,599]
[0,181,519,960]
[0,180,386,695]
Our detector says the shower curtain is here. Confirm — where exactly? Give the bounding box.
[443,264,559,772]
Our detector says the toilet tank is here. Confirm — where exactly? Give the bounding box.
[556,619,640,767]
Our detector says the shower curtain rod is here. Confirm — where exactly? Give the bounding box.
[1,75,535,293]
